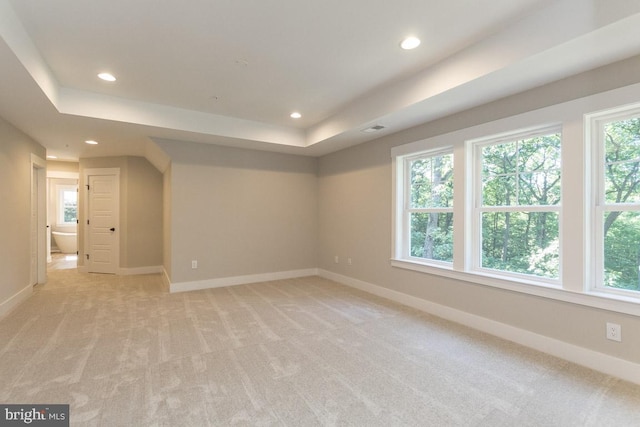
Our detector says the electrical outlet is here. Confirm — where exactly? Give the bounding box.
[334,255,339,264]
[347,258,352,265]
[191,260,198,269]
[606,322,621,342]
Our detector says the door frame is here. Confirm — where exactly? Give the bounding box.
[31,154,46,285]
[82,168,120,274]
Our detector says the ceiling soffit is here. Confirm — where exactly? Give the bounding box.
[1,0,640,159]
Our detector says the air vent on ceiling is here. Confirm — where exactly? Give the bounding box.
[361,124,386,133]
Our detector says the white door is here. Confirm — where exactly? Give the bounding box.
[87,174,119,274]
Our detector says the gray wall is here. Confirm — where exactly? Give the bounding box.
[79,156,163,269]
[158,140,317,284]
[318,56,640,365]
[0,116,46,312]
[125,156,164,268]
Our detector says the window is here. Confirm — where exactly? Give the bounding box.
[471,126,561,282]
[57,185,77,225]
[391,87,640,313]
[592,106,640,295]
[403,150,454,264]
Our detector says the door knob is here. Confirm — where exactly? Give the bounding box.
[110,227,115,232]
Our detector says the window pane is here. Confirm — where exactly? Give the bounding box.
[518,170,561,205]
[482,133,561,207]
[481,212,559,279]
[605,161,640,204]
[518,134,561,172]
[604,118,640,204]
[604,117,640,205]
[482,141,517,177]
[410,212,453,262]
[482,175,516,206]
[410,154,453,208]
[604,118,640,163]
[603,211,640,292]
[62,190,77,223]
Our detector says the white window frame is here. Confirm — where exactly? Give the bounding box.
[588,102,640,298]
[468,124,562,286]
[390,84,640,316]
[396,147,454,267]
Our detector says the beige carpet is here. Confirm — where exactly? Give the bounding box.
[0,269,639,426]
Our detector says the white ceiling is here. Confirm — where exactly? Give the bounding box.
[1,0,640,164]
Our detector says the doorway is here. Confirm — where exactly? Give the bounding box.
[47,169,80,271]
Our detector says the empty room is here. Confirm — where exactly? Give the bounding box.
[1,0,640,425]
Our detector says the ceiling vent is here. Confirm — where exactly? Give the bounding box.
[361,124,386,133]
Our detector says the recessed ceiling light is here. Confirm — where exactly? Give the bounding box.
[400,36,421,50]
[85,140,99,145]
[290,112,302,119]
[46,155,57,159]
[98,72,116,82]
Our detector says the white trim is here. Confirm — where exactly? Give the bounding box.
[0,284,33,319]
[390,258,640,316]
[30,153,46,169]
[169,268,319,293]
[587,103,640,297]
[468,125,563,283]
[393,147,454,263]
[118,265,163,275]
[465,123,562,147]
[31,154,47,285]
[318,269,640,386]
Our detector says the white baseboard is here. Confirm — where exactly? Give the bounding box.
[118,265,163,275]
[318,269,640,386]
[0,283,33,319]
[170,268,319,293]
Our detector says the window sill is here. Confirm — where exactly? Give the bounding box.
[390,258,640,316]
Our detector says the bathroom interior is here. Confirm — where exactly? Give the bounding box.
[47,160,79,270]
